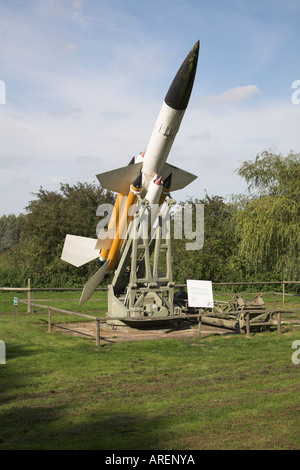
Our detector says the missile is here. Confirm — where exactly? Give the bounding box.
[61,41,200,305]
[96,40,199,196]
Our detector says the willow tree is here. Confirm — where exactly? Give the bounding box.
[170,194,242,283]
[234,150,300,279]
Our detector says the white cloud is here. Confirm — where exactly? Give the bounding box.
[0,1,299,215]
[170,98,300,201]
[205,85,261,104]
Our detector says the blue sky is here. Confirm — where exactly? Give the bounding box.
[0,0,300,216]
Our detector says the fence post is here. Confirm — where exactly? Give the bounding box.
[14,304,18,323]
[27,278,31,313]
[198,313,202,340]
[30,289,34,313]
[282,282,285,303]
[277,312,281,334]
[273,292,276,310]
[48,308,51,332]
[96,319,100,347]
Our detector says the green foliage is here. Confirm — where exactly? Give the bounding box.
[171,194,243,283]
[0,214,24,253]
[0,149,299,287]
[234,150,300,280]
[236,149,300,198]
[0,182,115,287]
[0,263,29,287]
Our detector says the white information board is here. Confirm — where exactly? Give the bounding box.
[186,280,214,308]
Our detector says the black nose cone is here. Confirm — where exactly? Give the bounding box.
[164,41,199,111]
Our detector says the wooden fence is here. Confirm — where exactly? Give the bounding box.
[13,295,293,346]
[0,278,107,313]
[13,298,208,346]
[14,298,103,346]
[1,278,299,314]
[3,274,297,347]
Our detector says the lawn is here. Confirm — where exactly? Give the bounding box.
[0,290,299,450]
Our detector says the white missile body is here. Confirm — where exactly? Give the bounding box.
[141,102,185,192]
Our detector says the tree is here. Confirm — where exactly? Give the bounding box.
[1,182,115,286]
[234,150,300,279]
[170,194,242,283]
[0,214,24,253]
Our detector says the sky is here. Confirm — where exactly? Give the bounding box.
[0,0,300,216]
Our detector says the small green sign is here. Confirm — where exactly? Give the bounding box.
[13,297,18,306]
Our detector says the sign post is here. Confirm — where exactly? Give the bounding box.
[187,281,213,341]
[13,297,18,322]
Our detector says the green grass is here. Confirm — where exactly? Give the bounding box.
[0,290,300,450]
[0,289,108,320]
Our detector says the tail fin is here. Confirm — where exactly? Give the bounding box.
[96,162,143,194]
[61,234,99,267]
[79,260,110,306]
[159,163,197,191]
[96,161,197,193]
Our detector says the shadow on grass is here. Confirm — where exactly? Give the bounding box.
[0,341,169,450]
[0,403,169,450]
[5,343,44,361]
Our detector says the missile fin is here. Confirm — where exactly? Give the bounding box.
[79,260,110,306]
[96,162,143,194]
[61,234,99,267]
[160,163,197,191]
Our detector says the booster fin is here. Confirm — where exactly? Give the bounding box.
[79,259,110,306]
[61,234,99,267]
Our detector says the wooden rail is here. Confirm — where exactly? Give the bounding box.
[16,298,103,347]
[5,278,299,346]
[14,298,201,347]
[2,278,299,306]
[13,295,294,347]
